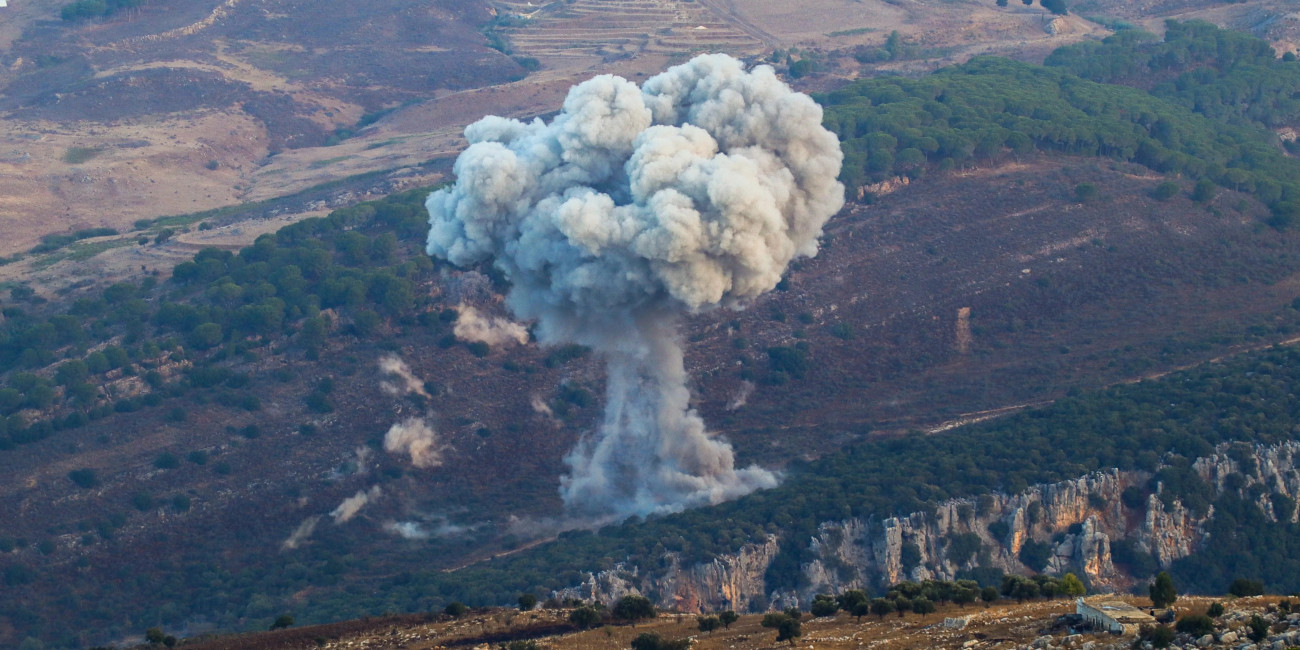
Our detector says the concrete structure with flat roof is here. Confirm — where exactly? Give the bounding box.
[1076,596,1156,634]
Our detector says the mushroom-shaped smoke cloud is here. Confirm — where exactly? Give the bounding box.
[426,53,844,519]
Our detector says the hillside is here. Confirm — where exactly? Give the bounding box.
[2,0,1294,263]
[7,13,1300,650]
[127,595,1300,650]
[4,151,1300,646]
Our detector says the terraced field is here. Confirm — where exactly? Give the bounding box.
[494,0,764,66]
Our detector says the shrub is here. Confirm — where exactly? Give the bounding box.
[132,492,153,511]
[569,606,602,629]
[810,594,839,617]
[1175,613,1215,636]
[68,468,99,489]
[612,595,655,622]
[1152,181,1180,200]
[1229,578,1265,597]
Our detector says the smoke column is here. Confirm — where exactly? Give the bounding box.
[425,54,843,518]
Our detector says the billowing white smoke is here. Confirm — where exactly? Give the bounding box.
[426,54,843,518]
[379,355,431,399]
[331,486,382,523]
[384,417,444,468]
[454,304,529,348]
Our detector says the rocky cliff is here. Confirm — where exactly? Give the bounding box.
[557,441,1300,612]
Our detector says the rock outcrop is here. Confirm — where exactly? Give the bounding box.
[556,442,1300,613]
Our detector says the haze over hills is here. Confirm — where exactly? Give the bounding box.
[6,0,1300,648]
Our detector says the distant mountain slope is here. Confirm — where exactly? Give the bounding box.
[8,23,1300,648]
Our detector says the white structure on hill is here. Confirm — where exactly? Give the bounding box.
[1076,597,1155,634]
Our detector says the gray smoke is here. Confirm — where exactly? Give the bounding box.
[331,486,381,524]
[425,54,843,518]
[383,417,444,469]
[379,354,431,399]
[281,515,322,550]
[453,304,529,348]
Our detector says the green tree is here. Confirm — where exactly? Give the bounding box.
[837,589,868,614]
[719,610,739,629]
[810,593,839,617]
[871,597,895,619]
[189,322,223,349]
[1192,178,1217,202]
[1040,0,1067,15]
[54,360,89,386]
[611,594,655,624]
[1147,624,1175,649]
[981,585,1000,607]
[894,596,912,617]
[633,632,690,650]
[569,606,602,629]
[518,593,537,611]
[1207,602,1225,617]
[298,316,328,354]
[145,627,165,644]
[1074,182,1098,202]
[776,616,801,646]
[1060,573,1086,597]
[444,602,468,618]
[1149,571,1177,608]
[1152,181,1180,200]
[270,614,294,630]
[85,351,110,374]
[697,615,721,633]
[953,584,980,608]
[912,597,935,619]
[1247,614,1269,642]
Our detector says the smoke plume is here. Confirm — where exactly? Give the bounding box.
[281,516,321,550]
[383,517,474,540]
[530,394,556,419]
[726,380,755,411]
[425,54,843,518]
[379,354,431,399]
[454,304,529,348]
[331,486,382,523]
[384,417,444,468]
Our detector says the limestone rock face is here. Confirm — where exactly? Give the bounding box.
[556,442,1300,613]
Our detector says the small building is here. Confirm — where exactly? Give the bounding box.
[1075,596,1156,634]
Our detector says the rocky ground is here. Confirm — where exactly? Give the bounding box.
[159,596,1300,650]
